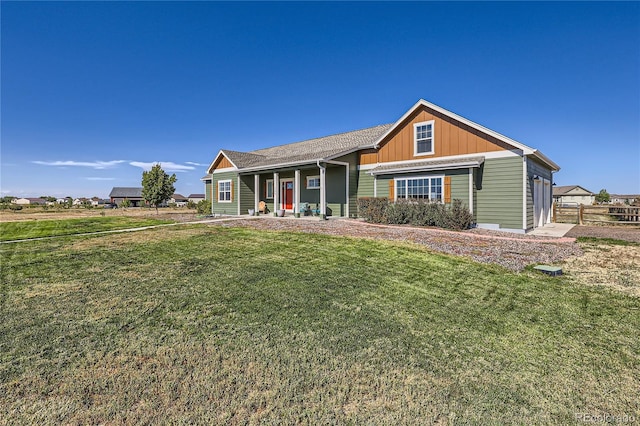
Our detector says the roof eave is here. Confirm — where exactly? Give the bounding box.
[530,150,560,172]
[237,158,324,173]
[370,159,484,176]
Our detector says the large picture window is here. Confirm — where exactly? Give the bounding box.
[414,120,435,156]
[218,180,232,202]
[395,176,443,202]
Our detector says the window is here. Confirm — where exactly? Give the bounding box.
[265,179,274,199]
[218,180,232,202]
[414,120,435,156]
[307,175,320,189]
[395,176,443,202]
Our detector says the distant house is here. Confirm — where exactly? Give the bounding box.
[610,194,639,205]
[12,197,46,205]
[553,185,594,205]
[170,193,188,207]
[188,193,205,203]
[109,187,144,207]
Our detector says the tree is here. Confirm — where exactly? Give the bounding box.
[595,189,610,204]
[141,163,177,213]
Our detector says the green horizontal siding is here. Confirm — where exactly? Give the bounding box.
[212,171,238,215]
[475,156,523,229]
[357,170,375,198]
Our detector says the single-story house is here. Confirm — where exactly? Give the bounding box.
[109,187,144,207]
[188,193,205,203]
[610,194,639,205]
[553,185,594,205]
[170,193,188,207]
[204,99,559,233]
[12,197,46,205]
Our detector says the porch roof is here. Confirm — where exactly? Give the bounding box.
[369,156,485,176]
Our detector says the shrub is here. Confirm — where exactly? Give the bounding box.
[196,199,212,215]
[444,199,474,231]
[357,197,389,223]
[357,197,473,231]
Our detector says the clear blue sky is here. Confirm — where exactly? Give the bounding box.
[2,1,639,198]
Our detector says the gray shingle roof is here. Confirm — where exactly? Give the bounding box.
[222,124,393,170]
[109,187,143,198]
[552,185,593,196]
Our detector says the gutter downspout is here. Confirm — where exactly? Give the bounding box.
[325,159,350,218]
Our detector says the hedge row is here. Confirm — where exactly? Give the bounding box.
[357,197,474,231]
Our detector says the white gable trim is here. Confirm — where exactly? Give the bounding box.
[207,150,238,174]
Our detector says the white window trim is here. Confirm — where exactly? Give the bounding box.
[394,175,444,202]
[266,179,274,199]
[218,179,232,203]
[413,120,435,157]
[306,175,320,189]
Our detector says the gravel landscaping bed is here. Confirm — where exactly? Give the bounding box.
[216,218,582,271]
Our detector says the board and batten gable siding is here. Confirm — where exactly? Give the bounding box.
[211,155,234,170]
[526,157,553,229]
[360,105,511,165]
[211,171,238,215]
[474,156,523,230]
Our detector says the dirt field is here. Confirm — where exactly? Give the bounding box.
[0,207,200,223]
[565,224,640,243]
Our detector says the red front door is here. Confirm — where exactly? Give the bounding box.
[283,181,293,210]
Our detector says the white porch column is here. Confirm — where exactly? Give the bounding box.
[254,174,260,216]
[273,172,279,216]
[319,165,327,219]
[294,169,301,218]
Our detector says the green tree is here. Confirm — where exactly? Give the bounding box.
[595,189,610,204]
[120,199,131,209]
[141,164,177,213]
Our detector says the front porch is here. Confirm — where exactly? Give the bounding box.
[238,161,354,219]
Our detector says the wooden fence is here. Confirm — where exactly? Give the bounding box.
[553,204,640,225]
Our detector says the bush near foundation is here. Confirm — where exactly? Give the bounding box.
[357,197,473,231]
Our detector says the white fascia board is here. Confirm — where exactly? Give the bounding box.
[212,167,236,174]
[373,99,536,155]
[207,150,239,174]
[530,150,560,172]
[237,158,323,173]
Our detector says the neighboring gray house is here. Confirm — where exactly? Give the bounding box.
[188,193,205,203]
[170,193,188,206]
[109,187,144,207]
[553,185,595,205]
[204,99,560,233]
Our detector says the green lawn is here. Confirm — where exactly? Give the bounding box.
[0,216,173,241]
[1,225,638,424]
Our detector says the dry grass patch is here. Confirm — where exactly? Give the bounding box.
[563,242,640,297]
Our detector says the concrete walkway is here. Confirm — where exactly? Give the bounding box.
[528,223,575,237]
